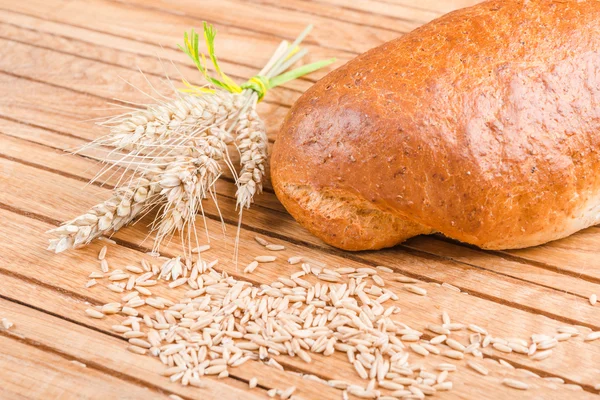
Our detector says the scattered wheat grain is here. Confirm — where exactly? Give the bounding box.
[531,349,552,361]
[502,379,528,390]
[254,236,269,246]
[86,279,97,288]
[255,255,276,263]
[85,308,105,319]
[100,259,109,273]
[410,344,429,357]
[1,318,13,330]
[405,285,427,296]
[493,343,512,353]
[249,377,258,389]
[467,361,488,376]
[446,338,466,352]
[107,284,124,293]
[192,245,210,253]
[98,246,107,260]
[280,386,296,399]
[127,345,147,355]
[288,256,303,265]
[244,261,259,273]
[441,350,464,360]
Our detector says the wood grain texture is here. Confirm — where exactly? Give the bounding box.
[0,335,164,399]
[0,0,599,399]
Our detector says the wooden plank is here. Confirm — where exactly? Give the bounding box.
[503,234,600,281]
[0,0,353,77]
[0,199,597,398]
[0,273,592,400]
[298,0,471,22]
[0,9,312,93]
[248,0,438,28]
[0,0,598,399]
[0,293,327,400]
[0,209,386,392]
[352,0,482,14]
[0,335,165,399]
[114,0,398,53]
[1,159,600,391]
[0,17,303,108]
[403,236,600,300]
[0,2,595,398]
[0,192,596,398]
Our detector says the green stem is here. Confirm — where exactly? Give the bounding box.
[269,58,337,89]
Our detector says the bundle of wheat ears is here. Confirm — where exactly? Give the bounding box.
[47,24,334,257]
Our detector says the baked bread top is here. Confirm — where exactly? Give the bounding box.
[271,0,600,250]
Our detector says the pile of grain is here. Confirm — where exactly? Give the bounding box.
[84,241,600,399]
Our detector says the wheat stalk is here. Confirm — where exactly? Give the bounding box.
[49,23,335,255]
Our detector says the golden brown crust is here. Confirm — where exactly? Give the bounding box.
[274,182,433,250]
[271,0,600,251]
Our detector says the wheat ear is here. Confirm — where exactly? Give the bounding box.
[47,176,160,253]
[149,131,230,255]
[49,23,335,255]
[86,92,244,188]
[92,91,244,153]
[235,107,268,209]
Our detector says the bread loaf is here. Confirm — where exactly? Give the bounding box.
[271,0,600,251]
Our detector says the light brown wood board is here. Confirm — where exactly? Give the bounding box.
[0,0,598,399]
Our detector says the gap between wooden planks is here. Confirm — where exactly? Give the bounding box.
[0,19,598,284]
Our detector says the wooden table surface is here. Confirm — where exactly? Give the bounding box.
[0,0,599,399]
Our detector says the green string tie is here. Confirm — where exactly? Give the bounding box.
[179,23,336,102]
[241,76,270,102]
